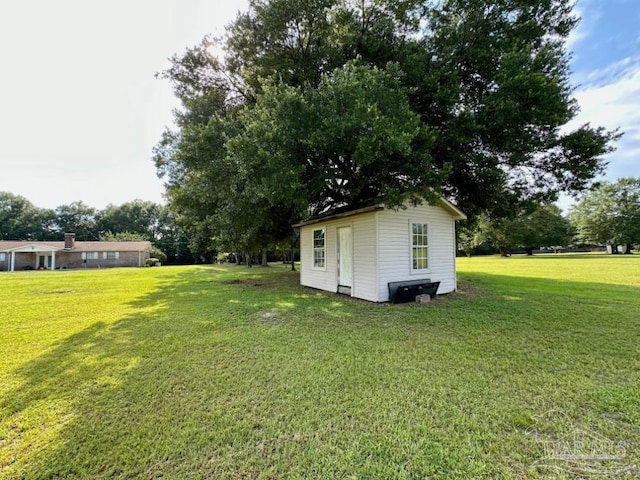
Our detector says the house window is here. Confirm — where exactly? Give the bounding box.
[103,251,119,260]
[0,253,5,262]
[82,252,99,260]
[411,223,429,270]
[313,228,325,269]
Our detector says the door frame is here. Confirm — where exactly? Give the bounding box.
[37,254,53,269]
[336,225,353,294]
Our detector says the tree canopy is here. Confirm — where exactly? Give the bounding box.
[155,0,619,254]
[96,200,161,242]
[570,177,640,247]
[0,192,54,241]
[473,203,574,255]
[55,201,97,241]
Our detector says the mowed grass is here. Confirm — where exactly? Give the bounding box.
[1,255,639,479]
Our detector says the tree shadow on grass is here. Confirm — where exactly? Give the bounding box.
[1,272,173,476]
[2,266,639,479]
[1,266,363,479]
[459,267,640,301]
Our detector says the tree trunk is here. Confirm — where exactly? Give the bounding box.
[261,247,268,266]
[290,233,300,272]
[245,252,252,267]
[525,247,534,256]
[498,247,511,257]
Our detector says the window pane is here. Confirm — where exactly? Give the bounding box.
[411,223,429,270]
[313,229,325,248]
[313,228,325,268]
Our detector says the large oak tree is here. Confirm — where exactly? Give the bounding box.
[154,0,619,254]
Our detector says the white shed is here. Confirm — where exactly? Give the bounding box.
[293,199,466,302]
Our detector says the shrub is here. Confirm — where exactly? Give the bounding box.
[145,258,160,267]
[150,246,167,263]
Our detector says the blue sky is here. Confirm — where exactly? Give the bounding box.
[565,0,640,194]
[0,0,637,212]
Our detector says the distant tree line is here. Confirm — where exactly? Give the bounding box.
[0,192,194,264]
[458,178,640,256]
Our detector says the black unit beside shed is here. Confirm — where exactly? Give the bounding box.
[388,279,441,304]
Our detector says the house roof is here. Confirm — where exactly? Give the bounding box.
[0,241,151,252]
[292,198,466,228]
[435,197,467,220]
[292,205,385,228]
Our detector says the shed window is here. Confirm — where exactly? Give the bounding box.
[0,253,5,262]
[103,251,119,260]
[313,228,326,269]
[411,223,429,270]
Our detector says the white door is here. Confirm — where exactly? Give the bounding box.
[338,227,352,287]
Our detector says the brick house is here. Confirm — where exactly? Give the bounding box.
[0,233,151,271]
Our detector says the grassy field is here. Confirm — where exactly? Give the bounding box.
[1,254,638,479]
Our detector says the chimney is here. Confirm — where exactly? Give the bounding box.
[64,233,76,250]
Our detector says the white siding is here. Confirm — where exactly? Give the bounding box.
[377,203,457,301]
[299,212,378,301]
[299,203,459,302]
[300,223,337,293]
[350,214,378,302]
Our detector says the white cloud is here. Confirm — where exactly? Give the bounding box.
[558,56,640,213]
[580,55,640,89]
[568,57,640,153]
[565,0,601,56]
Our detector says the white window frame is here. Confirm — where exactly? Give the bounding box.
[312,227,326,270]
[82,252,99,260]
[410,221,430,273]
[0,253,5,262]
[103,251,119,260]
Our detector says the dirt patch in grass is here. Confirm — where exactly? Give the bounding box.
[33,288,87,295]
[441,279,486,301]
[218,279,263,287]
[258,310,282,321]
[215,271,300,289]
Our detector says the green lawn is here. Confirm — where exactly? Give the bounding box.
[1,255,639,479]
